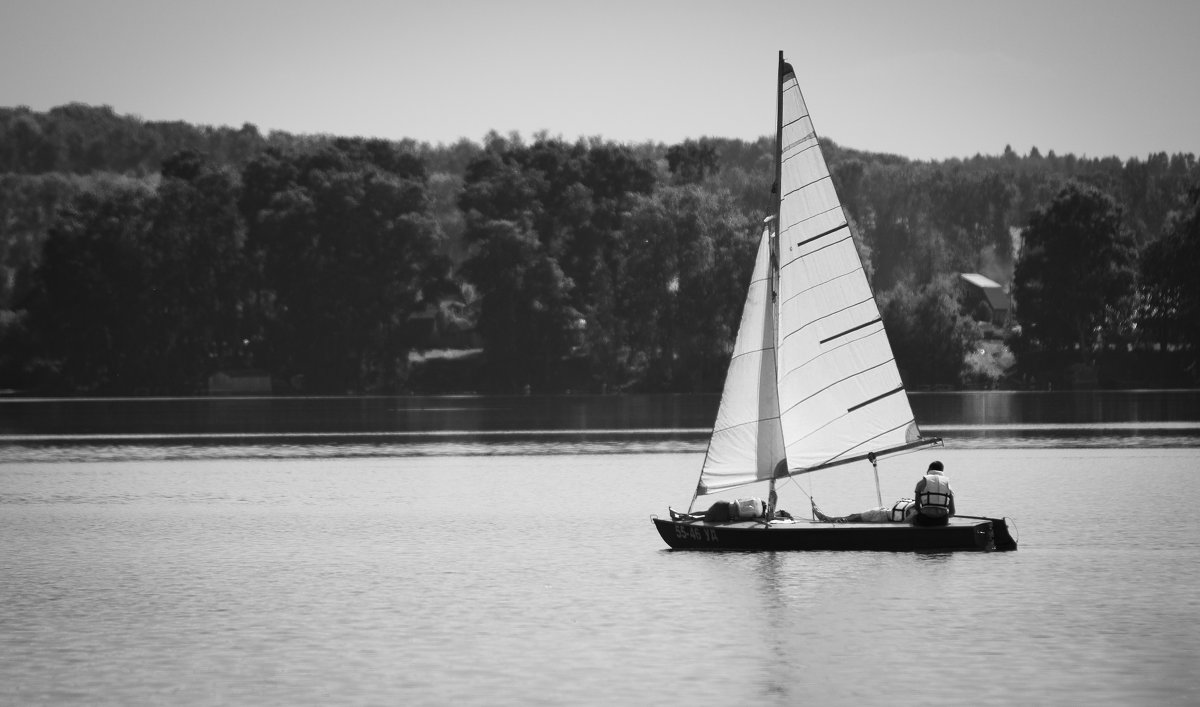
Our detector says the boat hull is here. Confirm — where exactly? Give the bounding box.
[652,515,1016,552]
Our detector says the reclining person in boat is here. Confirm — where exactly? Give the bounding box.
[810,498,917,523]
[701,497,792,522]
[912,461,955,526]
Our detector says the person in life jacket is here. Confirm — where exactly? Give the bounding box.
[811,498,917,523]
[913,460,955,526]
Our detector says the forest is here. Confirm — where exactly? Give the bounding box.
[1,103,1197,395]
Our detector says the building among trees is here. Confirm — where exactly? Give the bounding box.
[959,273,1010,330]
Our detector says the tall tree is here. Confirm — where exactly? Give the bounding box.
[241,142,442,393]
[1012,181,1136,366]
[879,277,981,387]
[1138,182,1200,377]
[21,152,248,393]
[620,185,755,391]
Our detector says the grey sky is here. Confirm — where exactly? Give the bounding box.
[2,0,1196,160]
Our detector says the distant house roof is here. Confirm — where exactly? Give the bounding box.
[960,273,1002,289]
[959,273,1009,313]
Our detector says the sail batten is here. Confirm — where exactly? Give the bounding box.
[847,386,907,413]
[693,52,931,496]
[821,317,883,344]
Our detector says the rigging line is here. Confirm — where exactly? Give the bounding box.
[777,357,897,417]
[778,234,855,274]
[709,414,783,437]
[783,474,813,501]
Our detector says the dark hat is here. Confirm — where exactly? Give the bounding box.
[928,461,944,471]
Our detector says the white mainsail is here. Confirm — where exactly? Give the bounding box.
[774,58,923,473]
[695,53,929,498]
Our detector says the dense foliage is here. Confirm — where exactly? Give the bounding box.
[1012,183,1137,378]
[1,104,1197,394]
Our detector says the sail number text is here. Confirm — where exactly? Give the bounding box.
[676,524,719,542]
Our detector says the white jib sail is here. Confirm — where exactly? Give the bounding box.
[774,61,921,474]
[697,226,786,494]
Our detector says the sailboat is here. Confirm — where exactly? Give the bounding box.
[651,52,1016,552]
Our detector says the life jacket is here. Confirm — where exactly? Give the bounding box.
[918,474,953,517]
[732,498,766,520]
[889,499,917,522]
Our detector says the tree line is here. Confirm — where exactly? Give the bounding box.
[0,104,1196,394]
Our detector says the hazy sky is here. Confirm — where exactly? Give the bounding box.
[2,0,1197,160]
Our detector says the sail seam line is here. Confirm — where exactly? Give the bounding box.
[778,293,874,343]
[780,112,806,130]
[782,204,843,230]
[780,327,889,380]
[781,173,832,200]
[779,235,854,273]
[791,419,916,473]
[778,205,844,241]
[783,267,859,300]
[777,358,895,417]
[781,138,818,158]
[830,420,916,463]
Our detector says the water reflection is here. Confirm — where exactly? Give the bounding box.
[1,391,1198,463]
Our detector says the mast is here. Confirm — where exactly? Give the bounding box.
[765,51,786,520]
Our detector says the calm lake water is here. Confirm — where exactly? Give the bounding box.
[2,392,1199,706]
